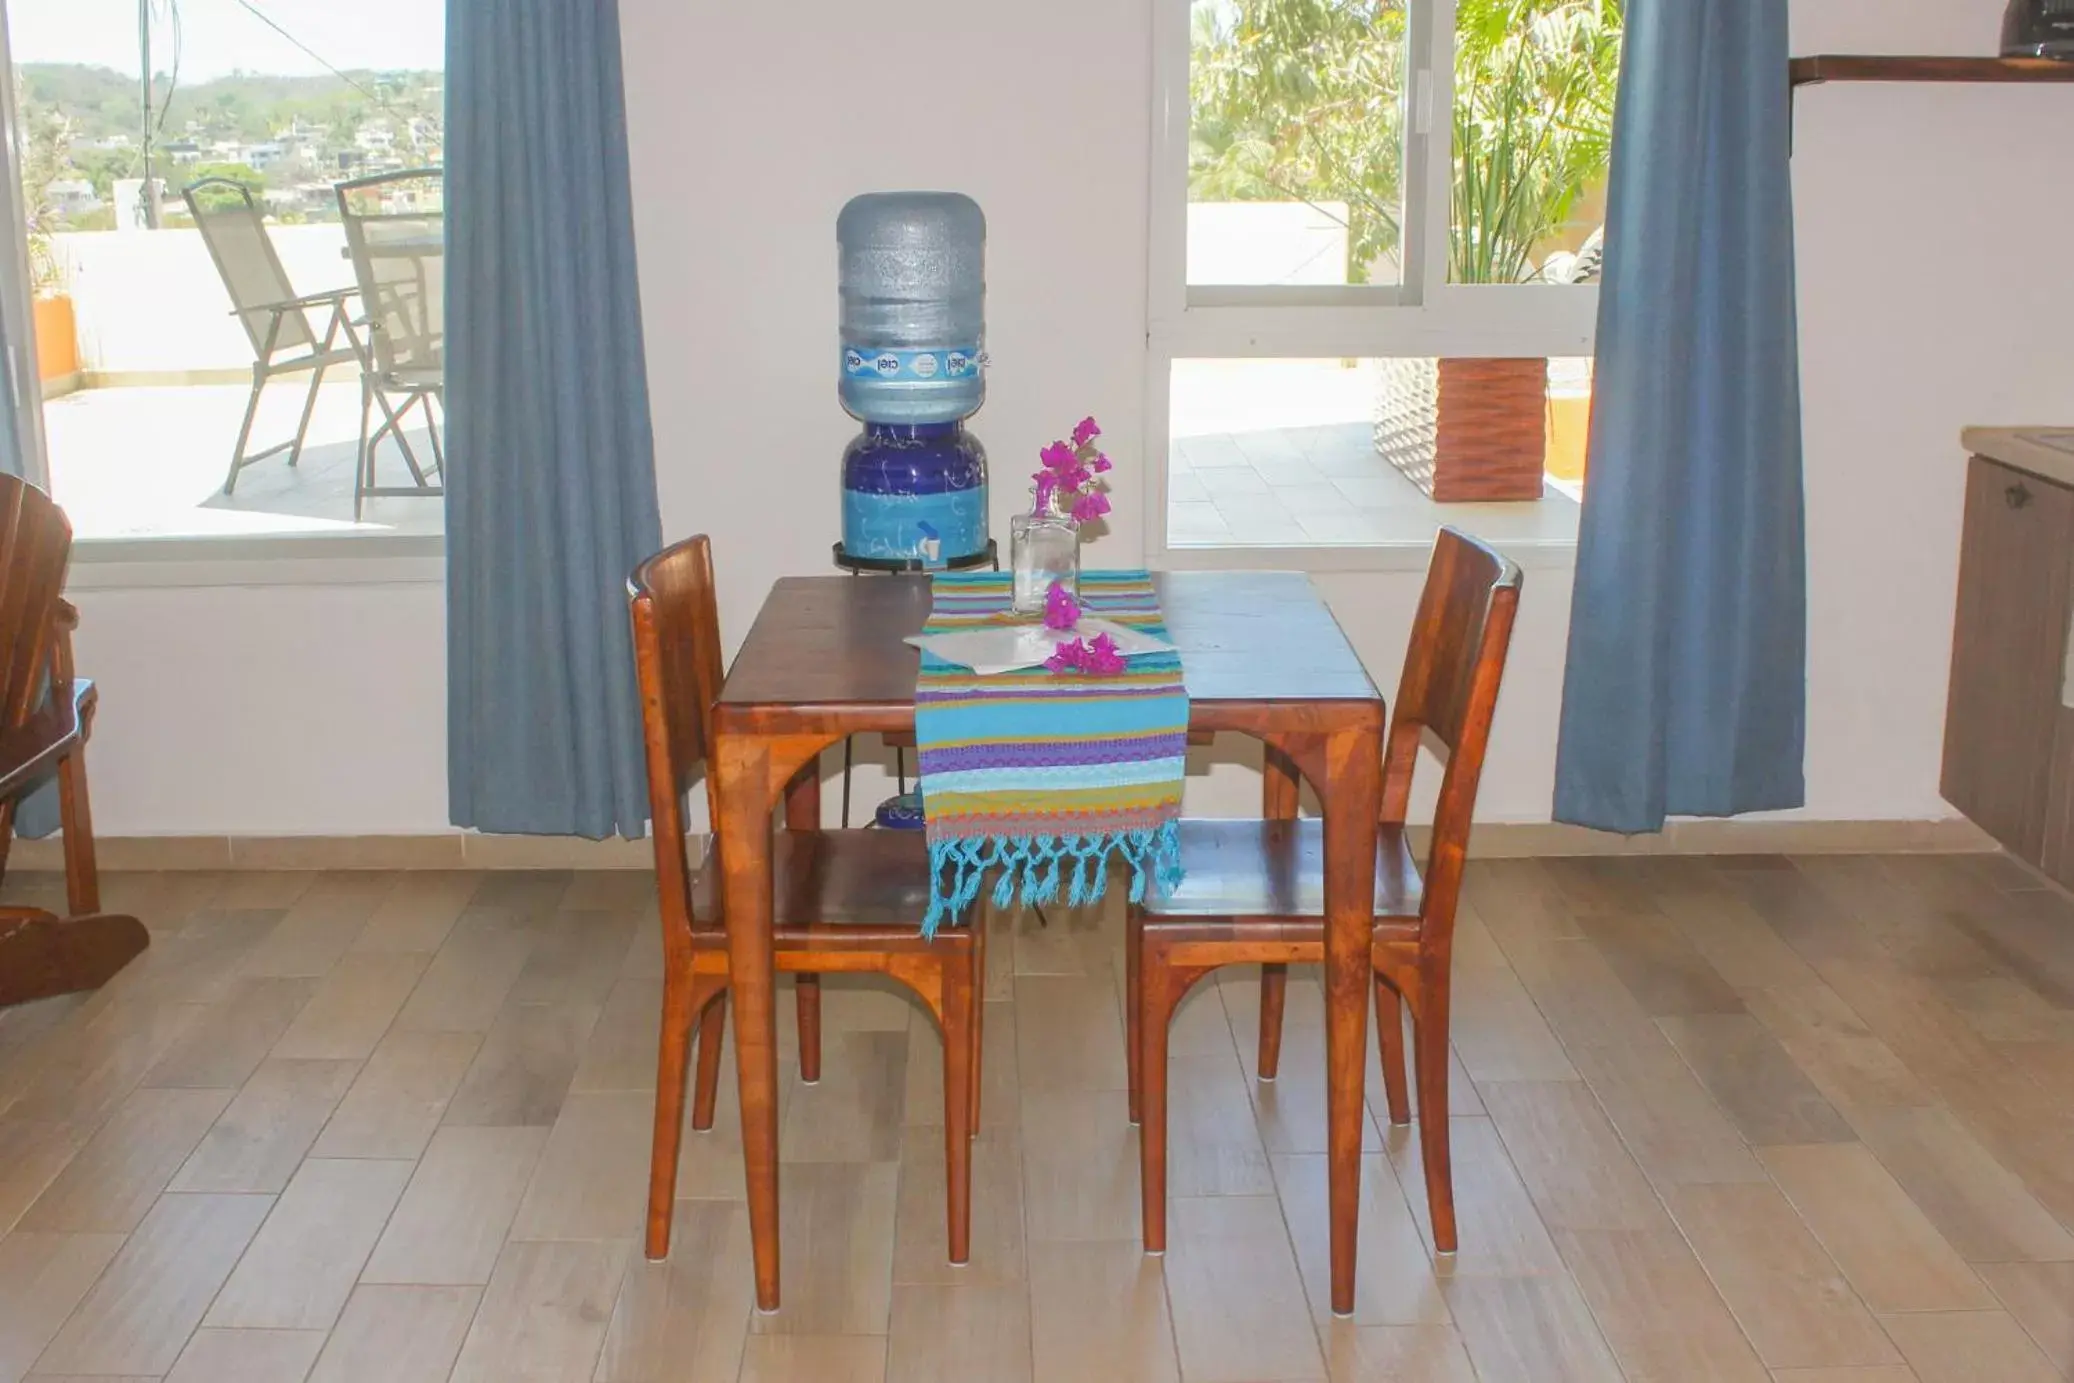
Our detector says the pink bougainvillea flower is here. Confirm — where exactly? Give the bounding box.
[1083,632,1126,674]
[1031,417,1116,526]
[1045,632,1128,676]
[1043,580,1080,632]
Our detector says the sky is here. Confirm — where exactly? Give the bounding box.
[7,0,443,80]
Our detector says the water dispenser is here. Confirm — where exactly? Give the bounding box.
[835,192,991,569]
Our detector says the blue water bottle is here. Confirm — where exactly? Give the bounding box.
[837,192,989,567]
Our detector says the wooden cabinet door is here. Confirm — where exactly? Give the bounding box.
[1942,457,2074,863]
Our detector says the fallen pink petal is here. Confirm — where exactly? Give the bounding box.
[1083,632,1126,674]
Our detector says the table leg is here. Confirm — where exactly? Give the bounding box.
[715,735,783,1311]
[784,757,823,1085]
[1320,721,1383,1317]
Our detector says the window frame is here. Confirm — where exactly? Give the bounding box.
[1145,0,1601,568]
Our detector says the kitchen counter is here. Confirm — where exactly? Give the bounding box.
[1964,427,2074,488]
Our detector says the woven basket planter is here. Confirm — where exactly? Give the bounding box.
[1374,357,1548,503]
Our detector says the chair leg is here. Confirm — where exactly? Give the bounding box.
[390,394,432,488]
[354,374,374,522]
[690,987,728,1131]
[1411,963,1456,1253]
[796,973,823,1084]
[941,956,975,1265]
[288,359,327,467]
[423,394,446,480]
[646,967,700,1260]
[0,904,148,1007]
[1376,974,1411,1127]
[1137,947,1207,1255]
[1257,962,1288,1081]
[55,749,101,917]
[225,368,267,494]
[1125,909,1143,1124]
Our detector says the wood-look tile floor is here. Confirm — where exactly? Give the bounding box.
[3,854,2074,1382]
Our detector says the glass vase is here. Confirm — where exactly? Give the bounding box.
[1010,490,1080,614]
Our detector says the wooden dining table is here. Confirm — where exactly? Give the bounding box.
[710,569,1386,1315]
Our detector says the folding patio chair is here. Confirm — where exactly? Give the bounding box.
[183,177,361,495]
[337,169,446,520]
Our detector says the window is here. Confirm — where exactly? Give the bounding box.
[7,0,445,544]
[1152,0,1623,558]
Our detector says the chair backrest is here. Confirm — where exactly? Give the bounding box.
[628,535,727,934]
[336,169,445,380]
[0,476,74,735]
[1381,526,1524,936]
[183,177,317,358]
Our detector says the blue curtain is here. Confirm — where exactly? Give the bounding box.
[1552,0,1806,835]
[446,0,664,838]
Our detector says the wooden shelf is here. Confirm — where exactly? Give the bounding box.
[1792,55,2074,87]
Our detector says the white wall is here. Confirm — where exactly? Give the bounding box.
[1792,0,2074,820]
[62,0,2074,837]
[70,583,451,835]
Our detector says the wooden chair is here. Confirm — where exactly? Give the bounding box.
[630,534,984,1265]
[0,476,147,1007]
[1127,527,1522,1254]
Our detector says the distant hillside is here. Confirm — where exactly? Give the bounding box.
[20,62,442,145]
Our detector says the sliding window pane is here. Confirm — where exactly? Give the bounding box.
[1449,0,1622,286]
[1188,0,1409,288]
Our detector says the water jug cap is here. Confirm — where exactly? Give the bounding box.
[837,191,986,245]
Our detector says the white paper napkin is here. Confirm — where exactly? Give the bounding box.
[906,618,1178,677]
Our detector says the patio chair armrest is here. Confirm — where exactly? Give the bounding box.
[283,287,357,310]
[229,287,358,321]
[0,679,89,802]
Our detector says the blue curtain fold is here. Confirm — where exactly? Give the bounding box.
[446,0,664,838]
[1552,0,1807,835]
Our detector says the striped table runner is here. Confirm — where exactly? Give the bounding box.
[915,570,1188,935]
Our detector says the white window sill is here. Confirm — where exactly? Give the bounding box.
[1158,474,1581,574]
[1155,530,1578,574]
[68,531,445,590]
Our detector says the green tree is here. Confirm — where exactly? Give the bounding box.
[181,161,269,211]
[1188,0,1622,286]
[1190,0,1410,284]
[19,97,73,293]
[1451,0,1621,284]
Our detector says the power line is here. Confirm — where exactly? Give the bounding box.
[228,0,402,114]
[153,0,182,139]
